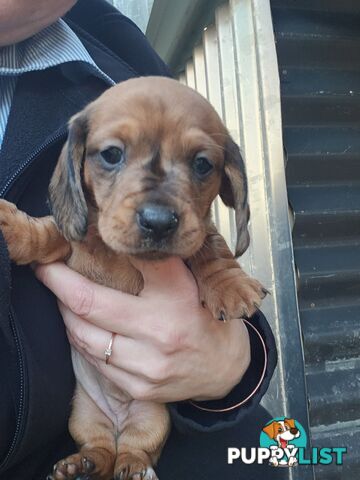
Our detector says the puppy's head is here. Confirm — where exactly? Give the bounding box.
[49,77,250,259]
[263,419,300,443]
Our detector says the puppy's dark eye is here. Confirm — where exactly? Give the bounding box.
[192,155,214,178]
[100,146,124,166]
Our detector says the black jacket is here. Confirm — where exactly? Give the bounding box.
[0,1,277,478]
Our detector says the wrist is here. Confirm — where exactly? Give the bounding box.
[188,316,268,413]
[192,319,250,402]
[226,318,251,387]
[169,311,276,432]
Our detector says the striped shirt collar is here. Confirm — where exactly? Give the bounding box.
[0,18,114,149]
[0,18,112,80]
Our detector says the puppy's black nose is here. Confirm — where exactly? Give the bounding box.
[290,428,298,435]
[137,204,179,239]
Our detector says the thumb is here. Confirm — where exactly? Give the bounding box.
[130,256,196,296]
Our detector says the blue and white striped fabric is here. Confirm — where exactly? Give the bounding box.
[0,19,115,149]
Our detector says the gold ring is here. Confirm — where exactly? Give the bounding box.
[104,332,115,365]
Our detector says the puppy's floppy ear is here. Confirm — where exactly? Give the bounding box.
[262,422,276,439]
[284,418,296,429]
[49,112,88,241]
[219,138,250,257]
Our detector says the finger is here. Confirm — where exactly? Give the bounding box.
[91,355,188,403]
[76,345,158,401]
[130,256,196,295]
[35,262,146,337]
[60,302,164,380]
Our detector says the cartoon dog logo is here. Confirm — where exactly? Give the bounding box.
[262,418,301,467]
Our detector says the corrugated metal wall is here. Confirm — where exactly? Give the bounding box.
[271,0,360,478]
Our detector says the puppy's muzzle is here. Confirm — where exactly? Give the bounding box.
[136,203,179,241]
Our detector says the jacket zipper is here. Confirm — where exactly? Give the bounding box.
[0,129,67,198]
[0,130,67,472]
[0,309,26,473]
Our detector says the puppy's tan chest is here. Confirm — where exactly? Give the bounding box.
[66,242,145,428]
[71,349,132,429]
[67,242,143,294]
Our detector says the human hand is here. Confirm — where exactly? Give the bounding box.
[35,258,250,403]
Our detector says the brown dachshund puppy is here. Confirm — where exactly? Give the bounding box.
[0,77,266,480]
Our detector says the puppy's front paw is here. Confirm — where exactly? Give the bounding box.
[115,466,158,480]
[47,454,96,480]
[114,452,158,480]
[47,448,114,480]
[0,199,19,230]
[0,199,25,262]
[200,270,268,321]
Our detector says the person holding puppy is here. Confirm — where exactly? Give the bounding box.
[0,1,280,479]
